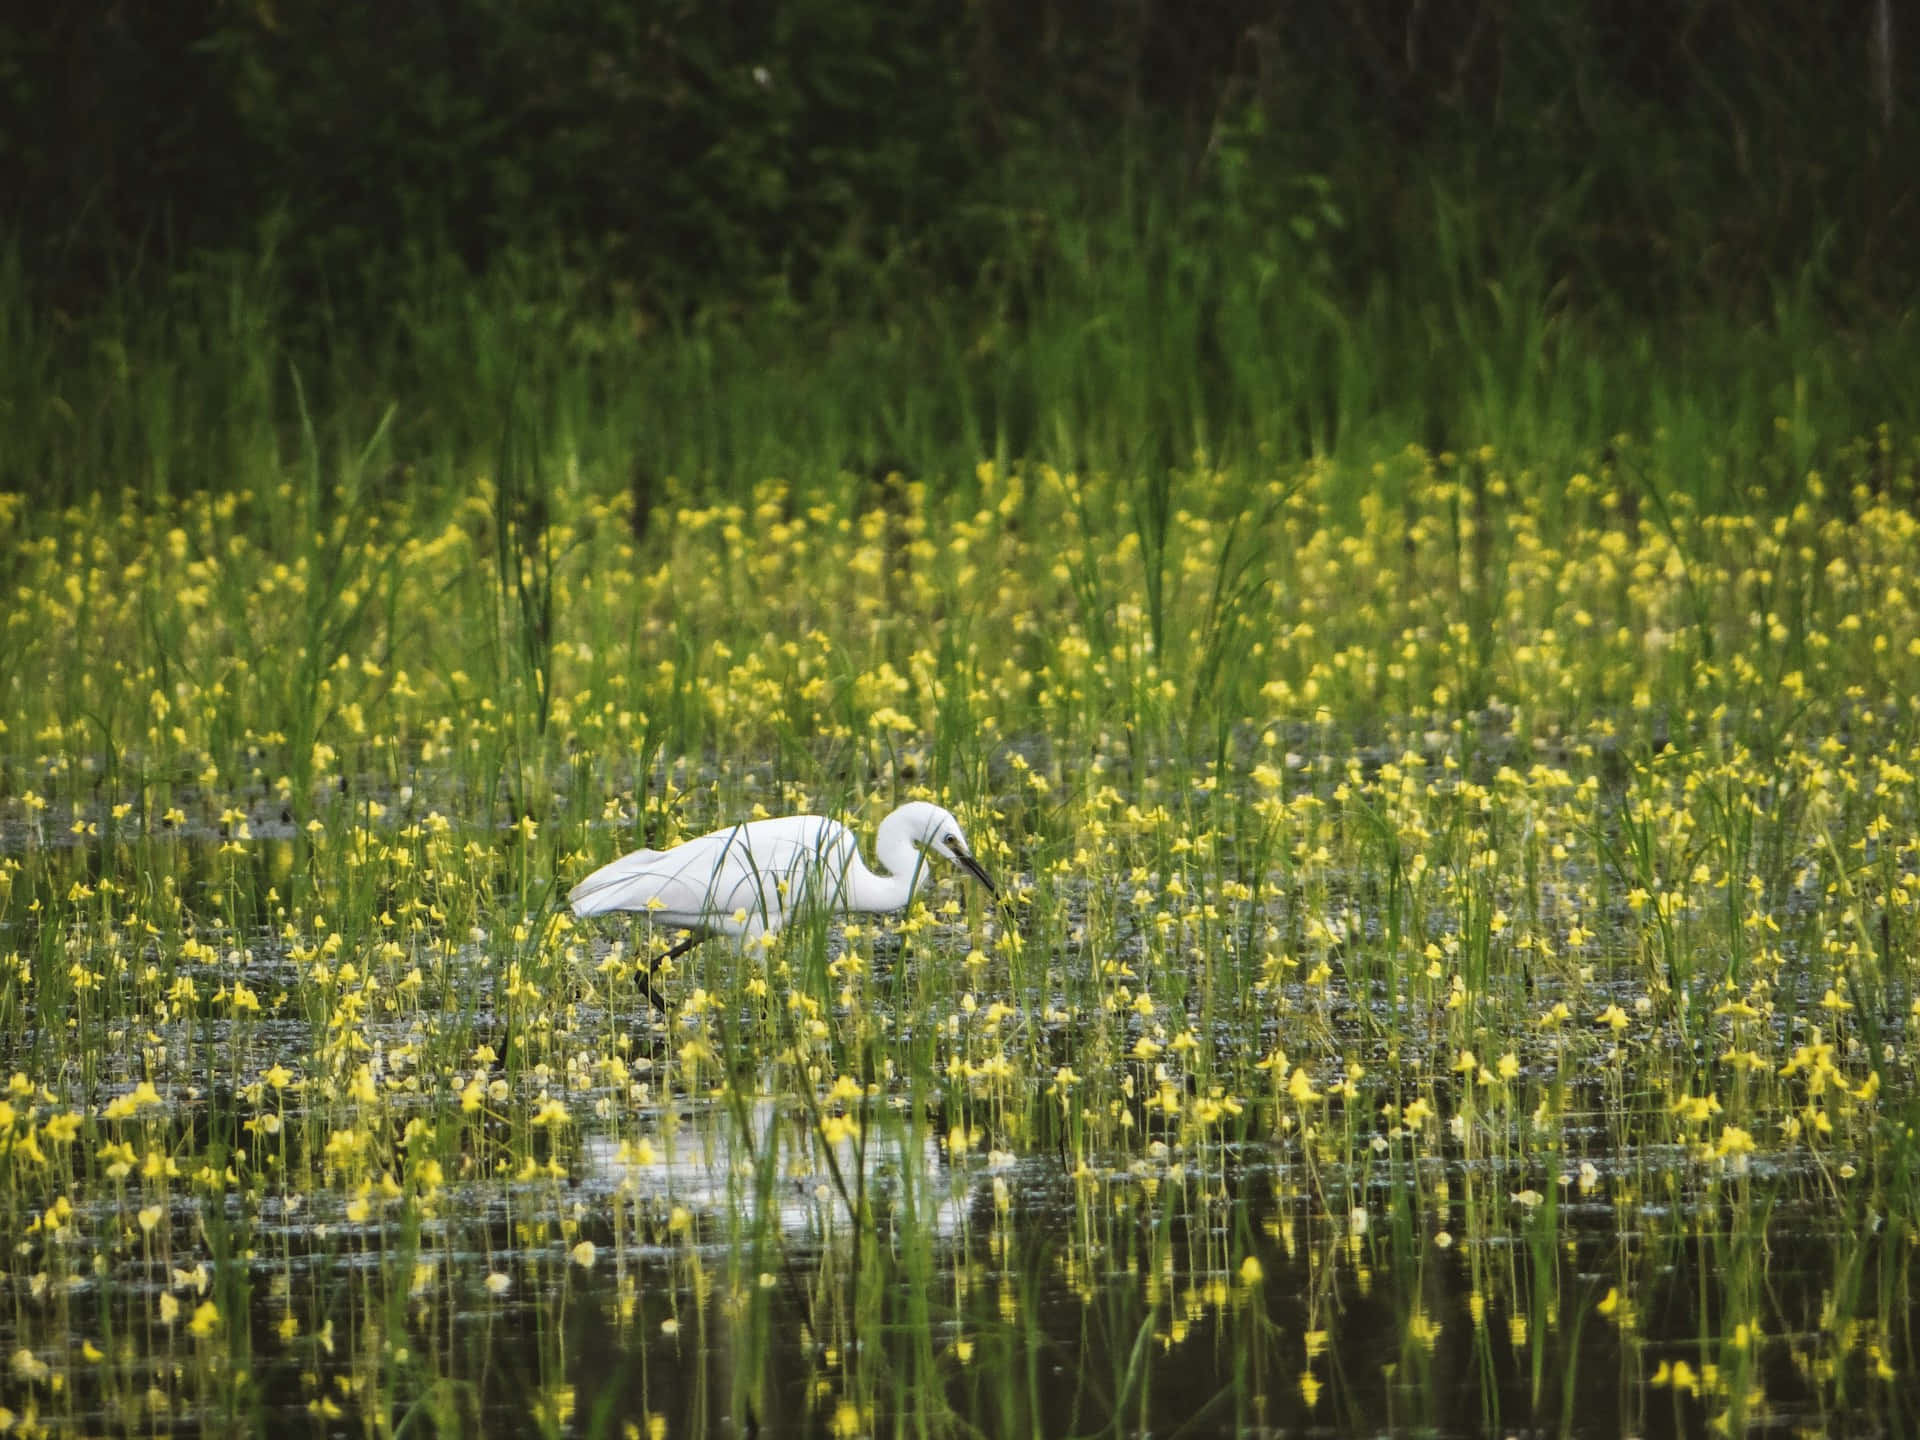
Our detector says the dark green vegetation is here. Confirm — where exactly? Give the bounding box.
[3,1,1916,511]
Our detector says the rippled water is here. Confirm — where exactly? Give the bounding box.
[1,788,1914,1438]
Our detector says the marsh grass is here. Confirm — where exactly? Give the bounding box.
[3,214,1920,1434]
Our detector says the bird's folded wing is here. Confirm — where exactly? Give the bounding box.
[567,847,669,915]
[569,821,856,924]
[568,831,784,921]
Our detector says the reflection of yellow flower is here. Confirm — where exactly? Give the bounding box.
[10,1349,49,1381]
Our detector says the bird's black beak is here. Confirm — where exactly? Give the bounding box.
[944,838,997,896]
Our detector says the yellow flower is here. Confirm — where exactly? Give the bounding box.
[1713,1125,1754,1158]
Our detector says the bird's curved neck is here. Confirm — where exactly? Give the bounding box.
[845,827,925,913]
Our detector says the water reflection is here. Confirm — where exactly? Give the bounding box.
[1,818,1913,1438]
[5,1090,1902,1436]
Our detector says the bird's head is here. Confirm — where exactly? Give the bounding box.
[887,801,997,896]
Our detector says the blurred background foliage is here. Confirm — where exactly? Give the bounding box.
[0,0,1913,500]
[7,0,1911,310]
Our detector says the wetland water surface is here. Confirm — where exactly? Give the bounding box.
[1,781,1914,1440]
[6,455,1920,1436]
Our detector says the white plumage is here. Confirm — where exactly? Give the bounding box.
[568,800,995,948]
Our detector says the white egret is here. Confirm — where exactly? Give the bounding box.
[569,801,995,1005]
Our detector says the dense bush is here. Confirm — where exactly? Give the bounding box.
[2,1,1913,315]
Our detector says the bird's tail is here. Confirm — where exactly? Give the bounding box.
[567,849,667,916]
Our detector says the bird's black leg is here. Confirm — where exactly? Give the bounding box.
[637,932,701,1014]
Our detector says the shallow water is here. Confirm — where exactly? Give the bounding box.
[2,757,1916,1439]
[7,1089,1908,1437]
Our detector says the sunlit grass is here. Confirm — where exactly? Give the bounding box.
[2,418,1919,1435]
